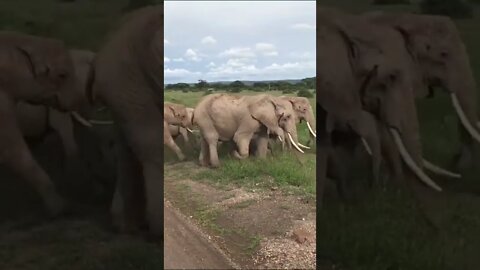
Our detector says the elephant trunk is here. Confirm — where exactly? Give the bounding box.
[305,110,317,138]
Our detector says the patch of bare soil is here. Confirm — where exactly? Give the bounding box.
[164,163,317,269]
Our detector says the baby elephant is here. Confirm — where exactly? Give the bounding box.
[164,102,192,160]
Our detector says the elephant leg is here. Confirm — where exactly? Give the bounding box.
[206,137,220,168]
[164,122,185,161]
[111,137,146,233]
[198,138,210,167]
[233,132,254,160]
[255,133,270,158]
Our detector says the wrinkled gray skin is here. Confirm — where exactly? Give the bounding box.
[90,6,163,236]
[164,102,192,161]
[364,12,480,171]
[317,8,440,207]
[0,31,83,217]
[15,49,96,165]
[194,93,303,168]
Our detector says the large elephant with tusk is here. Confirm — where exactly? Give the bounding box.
[193,93,306,168]
[164,102,192,161]
[168,107,195,143]
[364,12,480,171]
[317,8,451,208]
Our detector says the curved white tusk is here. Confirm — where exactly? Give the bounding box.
[451,93,480,144]
[423,159,461,179]
[287,132,304,154]
[186,128,194,133]
[89,119,115,125]
[361,137,372,156]
[306,122,317,138]
[71,112,93,127]
[277,135,283,142]
[389,128,442,192]
[297,142,311,149]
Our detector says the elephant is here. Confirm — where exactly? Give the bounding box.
[316,8,448,207]
[164,102,192,161]
[89,6,164,236]
[0,31,84,217]
[193,93,306,168]
[363,12,480,171]
[15,49,96,165]
[168,107,195,143]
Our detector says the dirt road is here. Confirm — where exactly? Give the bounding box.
[164,200,238,270]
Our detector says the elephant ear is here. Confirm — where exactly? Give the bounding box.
[15,44,50,78]
[249,97,280,132]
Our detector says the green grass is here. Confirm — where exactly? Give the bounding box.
[164,90,317,196]
[315,1,480,269]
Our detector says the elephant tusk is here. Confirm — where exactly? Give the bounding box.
[89,119,115,125]
[297,142,310,149]
[71,112,93,127]
[277,135,283,142]
[451,93,480,145]
[361,137,372,156]
[307,122,317,138]
[287,132,305,154]
[186,128,194,133]
[423,159,461,179]
[389,128,442,192]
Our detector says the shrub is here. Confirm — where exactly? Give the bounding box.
[203,89,213,96]
[181,89,189,93]
[297,89,313,98]
[372,0,410,5]
[420,0,473,19]
[282,89,294,94]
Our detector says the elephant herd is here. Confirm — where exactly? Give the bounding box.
[163,93,317,167]
[316,7,480,209]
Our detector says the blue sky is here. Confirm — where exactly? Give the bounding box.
[164,1,316,84]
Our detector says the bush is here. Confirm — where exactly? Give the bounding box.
[282,89,295,94]
[372,0,410,5]
[297,89,313,98]
[203,89,213,96]
[420,0,473,19]
[181,89,189,93]
[230,88,242,93]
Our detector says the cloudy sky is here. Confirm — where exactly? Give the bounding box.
[164,1,315,84]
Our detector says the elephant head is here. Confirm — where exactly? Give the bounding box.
[164,102,191,129]
[1,32,83,111]
[365,13,480,165]
[317,9,442,191]
[249,95,306,153]
[280,96,316,138]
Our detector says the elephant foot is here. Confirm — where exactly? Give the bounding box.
[176,153,186,161]
[232,150,248,160]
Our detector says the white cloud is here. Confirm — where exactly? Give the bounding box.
[164,68,201,79]
[173,57,185,62]
[184,48,202,62]
[255,43,278,57]
[164,39,170,45]
[164,57,170,63]
[288,51,315,60]
[219,47,256,58]
[206,62,216,68]
[201,35,217,45]
[290,23,315,30]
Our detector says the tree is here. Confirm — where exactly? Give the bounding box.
[420,0,473,19]
[166,83,191,90]
[196,79,209,91]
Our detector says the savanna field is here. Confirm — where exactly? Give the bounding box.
[0,0,480,269]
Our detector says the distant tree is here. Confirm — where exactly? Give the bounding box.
[196,79,209,91]
[297,89,314,98]
[301,77,316,89]
[230,80,245,89]
[253,82,268,88]
[166,83,191,90]
[420,0,473,19]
